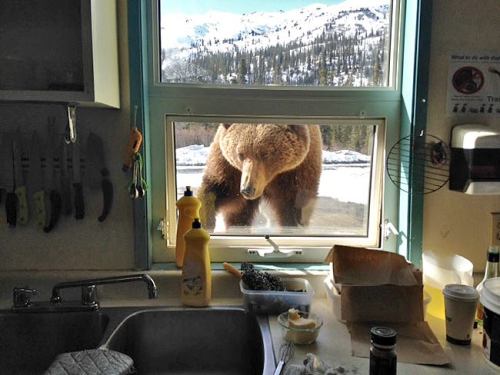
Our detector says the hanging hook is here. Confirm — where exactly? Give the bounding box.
[65,104,77,144]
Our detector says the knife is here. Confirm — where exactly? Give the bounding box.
[43,120,62,233]
[30,132,46,229]
[72,138,85,220]
[13,130,28,225]
[87,132,113,222]
[0,133,6,204]
[60,139,72,216]
[3,134,17,227]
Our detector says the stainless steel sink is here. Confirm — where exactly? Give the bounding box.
[0,311,109,375]
[103,307,275,375]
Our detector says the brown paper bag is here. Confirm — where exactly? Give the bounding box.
[325,245,449,365]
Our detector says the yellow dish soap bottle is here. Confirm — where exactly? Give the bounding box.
[175,186,201,268]
[181,218,212,307]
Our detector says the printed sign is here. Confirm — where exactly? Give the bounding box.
[448,53,500,117]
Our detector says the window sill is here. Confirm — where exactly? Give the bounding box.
[151,262,330,273]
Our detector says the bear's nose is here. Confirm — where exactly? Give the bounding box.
[240,186,256,199]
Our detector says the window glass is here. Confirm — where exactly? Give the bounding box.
[173,121,376,237]
[159,0,393,87]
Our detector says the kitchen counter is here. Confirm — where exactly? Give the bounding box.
[0,270,497,374]
[269,299,498,374]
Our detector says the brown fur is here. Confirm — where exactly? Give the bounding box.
[198,124,322,229]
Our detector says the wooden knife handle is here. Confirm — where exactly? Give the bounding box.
[33,190,46,229]
[223,262,243,279]
[44,190,62,233]
[74,183,85,220]
[15,186,29,225]
[6,192,17,227]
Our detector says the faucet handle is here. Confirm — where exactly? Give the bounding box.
[81,285,98,308]
[13,287,39,308]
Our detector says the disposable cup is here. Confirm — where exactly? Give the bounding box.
[443,284,479,345]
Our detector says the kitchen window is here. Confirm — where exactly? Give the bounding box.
[135,0,423,265]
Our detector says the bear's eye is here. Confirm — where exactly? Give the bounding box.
[237,152,245,161]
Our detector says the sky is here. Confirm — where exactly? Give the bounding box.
[160,0,346,15]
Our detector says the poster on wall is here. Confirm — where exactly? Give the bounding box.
[447,53,500,117]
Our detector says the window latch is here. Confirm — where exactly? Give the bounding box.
[157,219,167,239]
[247,235,303,258]
[382,219,399,240]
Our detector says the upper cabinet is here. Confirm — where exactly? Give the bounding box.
[0,0,120,108]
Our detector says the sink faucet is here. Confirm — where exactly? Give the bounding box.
[50,274,158,309]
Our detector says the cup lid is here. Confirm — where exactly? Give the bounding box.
[442,284,479,302]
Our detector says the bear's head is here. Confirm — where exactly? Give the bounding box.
[218,123,311,200]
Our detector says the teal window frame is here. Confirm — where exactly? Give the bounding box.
[128,0,432,269]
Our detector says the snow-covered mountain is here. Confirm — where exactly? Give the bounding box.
[161,0,391,86]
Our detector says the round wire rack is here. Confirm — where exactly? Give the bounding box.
[386,134,450,194]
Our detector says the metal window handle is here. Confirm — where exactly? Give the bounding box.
[13,287,39,308]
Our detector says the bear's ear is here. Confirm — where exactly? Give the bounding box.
[287,124,309,141]
[222,123,232,129]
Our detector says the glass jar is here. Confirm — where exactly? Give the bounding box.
[369,326,397,375]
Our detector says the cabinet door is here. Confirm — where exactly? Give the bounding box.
[0,0,119,108]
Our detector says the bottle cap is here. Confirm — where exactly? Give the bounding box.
[192,218,202,229]
[370,326,397,346]
[487,251,499,263]
[184,186,193,196]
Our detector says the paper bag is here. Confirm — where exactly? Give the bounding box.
[325,245,449,365]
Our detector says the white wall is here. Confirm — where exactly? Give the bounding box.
[424,0,500,271]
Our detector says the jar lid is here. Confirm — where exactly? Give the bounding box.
[370,326,397,346]
[487,251,499,263]
[442,284,479,302]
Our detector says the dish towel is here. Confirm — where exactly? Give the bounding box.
[44,349,135,375]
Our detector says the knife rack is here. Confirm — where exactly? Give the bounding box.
[17,157,86,173]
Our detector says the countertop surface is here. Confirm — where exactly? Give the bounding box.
[268,299,498,375]
[0,270,497,374]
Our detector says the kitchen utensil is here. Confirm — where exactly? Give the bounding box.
[274,341,294,375]
[72,138,85,219]
[123,106,143,172]
[223,262,242,278]
[2,134,17,226]
[43,119,62,232]
[87,132,113,222]
[386,133,450,194]
[30,132,46,229]
[13,130,28,225]
[129,153,146,199]
[60,138,72,215]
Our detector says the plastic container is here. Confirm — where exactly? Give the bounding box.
[422,251,473,319]
[175,186,201,268]
[181,219,211,307]
[479,277,500,367]
[277,310,323,344]
[240,278,314,314]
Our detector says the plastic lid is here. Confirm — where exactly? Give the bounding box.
[184,186,193,196]
[442,284,479,302]
[192,218,202,229]
[370,327,397,346]
[480,278,500,315]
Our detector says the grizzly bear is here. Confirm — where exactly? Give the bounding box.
[198,123,322,230]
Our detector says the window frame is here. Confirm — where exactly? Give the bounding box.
[128,0,432,267]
